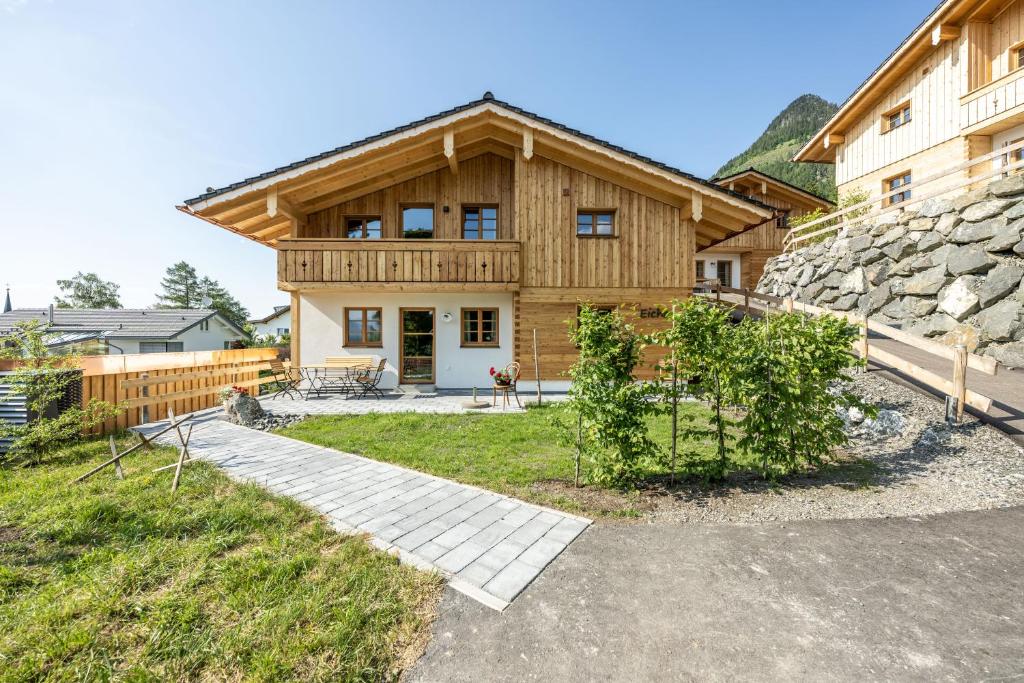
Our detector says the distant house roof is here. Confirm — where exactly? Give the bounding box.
[0,308,246,340]
[712,168,836,207]
[248,305,290,325]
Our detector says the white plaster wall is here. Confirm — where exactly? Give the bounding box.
[697,254,741,288]
[299,292,514,388]
[251,309,292,340]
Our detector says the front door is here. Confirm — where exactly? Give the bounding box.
[400,308,435,383]
[716,260,733,288]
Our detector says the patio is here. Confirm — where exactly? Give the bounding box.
[258,389,568,416]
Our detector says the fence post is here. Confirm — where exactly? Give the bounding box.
[951,344,968,424]
[784,298,794,314]
[140,373,150,424]
[743,288,750,316]
[860,313,870,372]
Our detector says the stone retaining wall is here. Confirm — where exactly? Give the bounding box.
[756,175,1024,368]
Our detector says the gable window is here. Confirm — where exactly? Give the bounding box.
[576,210,615,237]
[344,307,383,347]
[345,216,382,239]
[1014,42,1024,71]
[461,308,499,347]
[199,319,209,331]
[884,171,912,206]
[881,102,911,133]
[777,211,790,229]
[401,205,434,239]
[462,206,498,240]
[696,260,706,280]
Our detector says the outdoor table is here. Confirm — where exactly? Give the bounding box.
[300,364,372,399]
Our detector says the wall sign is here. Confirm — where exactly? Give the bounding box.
[639,307,668,319]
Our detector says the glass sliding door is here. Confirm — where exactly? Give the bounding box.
[400,308,434,383]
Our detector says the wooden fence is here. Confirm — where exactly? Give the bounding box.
[1,348,280,436]
[704,284,998,420]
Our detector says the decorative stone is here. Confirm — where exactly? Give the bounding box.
[1004,201,1024,220]
[946,245,996,275]
[928,243,958,267]
[948,216,1006,244]
[908,313,959,338]
[937,275,983,321]
[834,254,856,273]
[848,233,874,253]
[880,298,906,319]
[224,391,267,426]
[988,174,1024,197]
[1015,238,1024,256]
[817,288,841,304]
[985,219,1023,252]
[916,198,954,218]
[822,271,844,289]
[795,264,815,287]
[802,281,824,301]
[960,198,1011,221]
[839,267,868,295]
[867,281,895,313]
[882,239,916,261]
[979,264,1024,308]
[909,253,935,273]
[859,248,886,265]
[976,298,1024,342]
[865,261,891,286]
[901,296,938,317]
[829,237,851,257]
[889,256,915,277]
[952,188,989,212]
[876,226,907,247]
[916,231,944,253]
[832,293,860,311]
[933,212,962,236]
[904,265,951,296]
[984,342,1024,369]
[907,216,936,231]
[889,277,908,297]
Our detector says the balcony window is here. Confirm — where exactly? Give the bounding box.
[461,308,499,346]
[462,206,498,240]
[401,205,434,239]
[344,307,383,347]
[884,171,912,206]
[1015,42,1024,71]
[881,102,911,134]
[345,216,382,239]
[576,210,615,237]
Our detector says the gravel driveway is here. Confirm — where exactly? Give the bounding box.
[410,506,1024,682]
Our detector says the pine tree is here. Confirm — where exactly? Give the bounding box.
[154,262,249,329]
[54,272,122,309]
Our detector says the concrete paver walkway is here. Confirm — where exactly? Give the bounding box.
[141,412,589,610]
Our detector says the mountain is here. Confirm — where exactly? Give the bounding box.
[715,94,839,201]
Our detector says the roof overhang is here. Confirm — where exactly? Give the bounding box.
[179,99,775,249]
[713,169,835,208]
[795,0,1013,164]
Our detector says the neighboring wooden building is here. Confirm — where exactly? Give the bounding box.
[795,0,1024,199]
[179,94,774,388]
[697,169,834,289]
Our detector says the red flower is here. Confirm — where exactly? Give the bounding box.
[489,367,496,375]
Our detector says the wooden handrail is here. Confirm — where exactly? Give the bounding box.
[784,138,1024,249]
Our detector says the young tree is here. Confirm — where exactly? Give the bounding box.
[654,297,739,482]
[155,262,249,329]
[564,305,656,488]
[54,272,122,309]
[0,321,121,466]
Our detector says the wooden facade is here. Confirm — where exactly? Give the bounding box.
[797,0,1024,199]
[180,96,773,383]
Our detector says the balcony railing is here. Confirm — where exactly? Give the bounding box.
[961,68,1024,133]
[277,239,520,287]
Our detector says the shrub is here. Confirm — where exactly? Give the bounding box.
[733,312,871,478]
[564,305,656,488]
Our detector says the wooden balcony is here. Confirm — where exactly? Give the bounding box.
[277,239,521,291]
[961,68,1024,133]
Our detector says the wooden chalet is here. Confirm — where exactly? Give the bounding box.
[795,0,1024,201]
[697,169,833,290]
[179,93,775,388]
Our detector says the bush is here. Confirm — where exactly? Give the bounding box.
[564,305,656,488]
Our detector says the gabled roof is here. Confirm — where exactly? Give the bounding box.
[248,305,290,325]
[712,168,835,207]
[0,309,245,339]
[795,0,1003,163]
[179,93,776,249]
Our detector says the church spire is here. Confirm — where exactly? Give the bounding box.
[3,286,11,314]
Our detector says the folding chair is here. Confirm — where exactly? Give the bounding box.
[268,359,302,399]
[355,358,388,399]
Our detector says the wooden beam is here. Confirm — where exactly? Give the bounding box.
[267,186,307,236]
[824,132,845,149]
[443,128,458,174]
[760,180,767,195]
[691,191,703,223]
[932,23,961,45]
[522,127,534,160]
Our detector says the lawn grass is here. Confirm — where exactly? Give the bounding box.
[277,402,749,517]
[0,437,442,682]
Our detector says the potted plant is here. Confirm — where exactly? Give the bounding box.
[489,366,512,386]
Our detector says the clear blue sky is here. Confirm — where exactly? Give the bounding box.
[1,0,931,317]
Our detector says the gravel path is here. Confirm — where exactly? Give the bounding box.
[642,371,1024,525]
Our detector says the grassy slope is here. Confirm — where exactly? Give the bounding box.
[277,404,748,517]
[0,438,441,682]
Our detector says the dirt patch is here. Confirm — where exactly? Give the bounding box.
[0,525,24,544]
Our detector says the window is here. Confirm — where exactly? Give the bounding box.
[1015,42,1024,71]
[199,319,209,331]
[345,216,382,239]
[401,205,434,239]
[462,206,498,240]
[344,307,383,347]
[884,171,912,206]
[1002,138,1024,173]
[276,327,290,336]
[139,342,184,354]
[716,261,733,288]
[881,102,911,133]
[696,260,706,280]
[461,308,499,347]
[576,210,615,236]
[776,211,790,229]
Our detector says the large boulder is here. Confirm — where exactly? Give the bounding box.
[882,238,917,261]
[917,198,954,218]
[904,265,951,296]
[840,267,868,295]
[916,231,944,253]
[937,275,983,321]
[948,216,1006,244]
[979,263,1024,308]
[867,281,895,313]
[848,233,874,253]
[975,298,1024,342]
[946,245,996,275]
[907,216,936,232]
[985,219,1023,252]
[224,391,266,427]
[796,264,816,287]
[801,281,825,301]
[832,293,860,311]
[1004,201,1024,220]
[901,296,938,318]
[817,288,841,304]
[988,174,1024,197]
[822,270,844,289]
[984,341,1024,368]
[865,260,891,286]
[875,226,907,247]
[961,198,1013,221]
[859,248,886,265]
[934,212,962,235]
[908,313,959,338]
